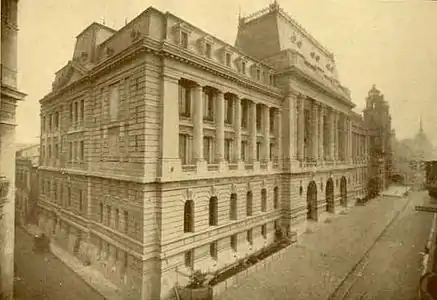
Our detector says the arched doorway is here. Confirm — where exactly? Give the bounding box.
[307,181,318,221]
[326,178,334,213]
[340,176,347,207]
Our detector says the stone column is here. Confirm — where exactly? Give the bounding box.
[234,96,242,165]
[215,90,225,167]
[276,109,282,168]
[297,96,305,162]
[192,85,204,164]
[250,101,257,163]
[311,101,319,162]
[318,105,325,163]
[263,105,270,163]
[160,75,182,177]
[281,93,298,170]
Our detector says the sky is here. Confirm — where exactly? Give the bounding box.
[15,0,437,145]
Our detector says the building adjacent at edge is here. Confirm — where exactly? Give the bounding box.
[37,3,370,299]
[15,144,40,226]
[0,0,26,299]
[363,85,393,195]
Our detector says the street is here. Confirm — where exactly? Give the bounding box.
[218,190,433,300]
[333,191,432,300]
[13,226,104,300]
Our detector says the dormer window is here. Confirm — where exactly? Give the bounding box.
[241,61,246,75]
[205,43,212,58]
[181,31,189,49]
[269,73,274,86]
[225,53,231,67]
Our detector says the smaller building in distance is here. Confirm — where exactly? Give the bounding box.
[15,144,40,226]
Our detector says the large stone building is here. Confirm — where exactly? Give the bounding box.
[37,3,370,299]
[0,0,26,298]
[15,144,40,226]
[363,85,393,195]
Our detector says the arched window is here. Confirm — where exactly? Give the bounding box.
[209,197,218,226]
[184,200,194,233]
[230,193,237,220]
[246,191,253,217]
[273,187,279,210]
[261,189,267,212]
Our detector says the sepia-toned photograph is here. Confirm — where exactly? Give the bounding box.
[1,0,437,299]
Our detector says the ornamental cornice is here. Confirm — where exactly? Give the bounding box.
[283,66,354,108]
[161,41,283,100]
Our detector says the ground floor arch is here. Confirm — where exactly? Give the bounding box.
[340,176,347,207]
[326,178,334,213]
[307,181,318,221]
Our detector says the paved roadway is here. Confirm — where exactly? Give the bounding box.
[14,226,104,300]
[336,191,432,300]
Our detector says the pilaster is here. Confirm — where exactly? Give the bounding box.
[215,90,225,165]
[159,75,182,178]
[250,101,257,163]
[234,96,242,164]
[192,85,205,173]
[311,101,319,162]
[262,105,270,163]
[297,95,305,162]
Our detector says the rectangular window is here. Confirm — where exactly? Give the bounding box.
[247,229,253,245]
[230,235,237,252]
[224,139,232,162]
[74,102,79,123]
[179,134,190,165]
[115,208,119,230]
[225,53,231,67]
[241,101,248,128]
[269,109,275,133]
[269,74,274,85]
[80,99,85,122]
[109,84,120,121]
[261,224,267,239]
[107,205,111,227]
[256,142,261,161]
[203,137,214,164]
[124,211,129,233]
[54,144,59,159]
[205,43,212,58]
[67,187,71,206]
[241,61,246,75]
[270,143,275,161]
[241,141,247,162]
[79,190,83,211]
[203,90,214,121]
[256,69,261,81]
[179,84,191,117]
[70,102,74,122]
[256,105,262,131]
[69,142,73,161]
[99,203,103,223]
[210,241,218,260]
[42,116,46,132]
[225,97,233,124]
[181,31,188,49]
[185,250,194,269]
[80,140,84,161]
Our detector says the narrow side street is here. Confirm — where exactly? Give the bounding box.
[13,226,104,300]
[218,191,432,300]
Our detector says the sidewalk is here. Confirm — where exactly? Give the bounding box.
[22,224,123,300]
[218,192,412,300]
